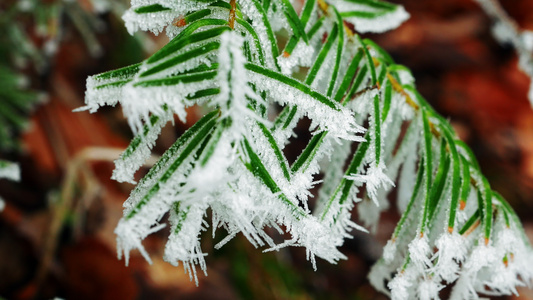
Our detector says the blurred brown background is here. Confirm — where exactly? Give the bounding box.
[0,0,532,299]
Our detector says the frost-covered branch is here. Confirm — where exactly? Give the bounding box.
[81,0,533,298]
[475,0,533,106]
[0,159,21,212]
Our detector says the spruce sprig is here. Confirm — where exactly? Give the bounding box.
[82,0,533,298]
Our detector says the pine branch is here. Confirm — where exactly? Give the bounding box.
[81,0,533,298]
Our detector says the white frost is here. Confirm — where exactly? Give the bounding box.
[0,161,21,181]
[432,232,467,283]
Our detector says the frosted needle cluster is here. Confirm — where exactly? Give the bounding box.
[81,0,533,297]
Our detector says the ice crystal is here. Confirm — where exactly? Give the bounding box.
[408,235,432,269]
[389,268,414,300]
[432,232,467,283]
[417,277,443,300]
[383,239,397,263]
